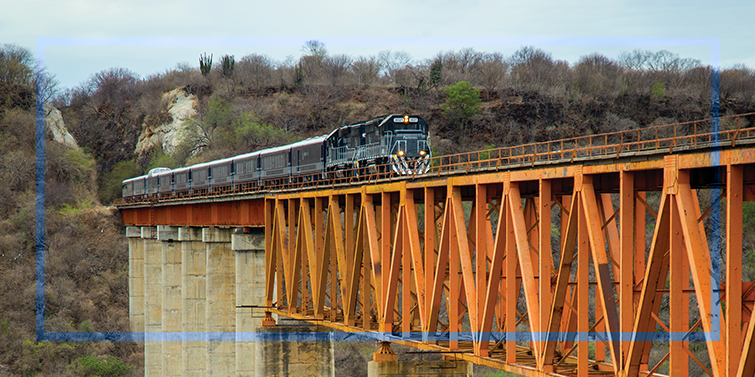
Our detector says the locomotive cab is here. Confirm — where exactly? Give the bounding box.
[325,114,431,176]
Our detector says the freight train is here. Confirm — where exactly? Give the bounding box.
[121,114,431,200]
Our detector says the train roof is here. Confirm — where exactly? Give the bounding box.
[325,114,418,138]
[257,135,327,155]
[123,175,146,184]
[209,156,236,166]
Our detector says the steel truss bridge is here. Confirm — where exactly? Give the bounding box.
[120,113,755,377]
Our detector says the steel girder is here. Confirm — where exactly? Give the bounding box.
[262,149,755,377]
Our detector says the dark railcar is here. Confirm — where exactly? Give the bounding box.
[146,168,170,195]
[209,158,235,189]
[122,177,139,198]
[233,152,259,185]
[259,145,291,181]
[158,171,173,195]
[132,176,146,197]
[172,167,191,192]
[190,163,212,190]
[291,136,327,177]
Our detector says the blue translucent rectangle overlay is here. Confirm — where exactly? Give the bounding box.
[35,37,722,342]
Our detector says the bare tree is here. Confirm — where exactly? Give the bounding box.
[574,53,621,97]
[509,46,558,91]
[350,56,381,85]
[472,52,508,96]
[237,53,275,90]
[303,40,327,57]
[0,44,34,86]
[378,50,412,82]
[324,54,352,86]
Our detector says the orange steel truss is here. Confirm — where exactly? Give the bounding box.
[261,149,755,377]
[117,113,755,376]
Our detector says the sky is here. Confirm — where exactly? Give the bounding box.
[3,0,754,90]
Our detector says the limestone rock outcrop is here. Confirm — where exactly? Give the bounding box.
[45,104,78,149]
[135,87,198,156]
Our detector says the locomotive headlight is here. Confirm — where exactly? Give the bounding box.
[404,115,409,123]
[398,150,404,157]
[419,150,426,156]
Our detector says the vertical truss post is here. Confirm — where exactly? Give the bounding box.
[539,179,552,368]
[578,188,590,377]
[677,168,726,377]
[405,190,426,330]
[449,186,460,350]
[670,186,689,375]
[504,178,517,363]
[381,192,391,312]
[264,198,276,311]
[402,190,412,335]
[476,183,488,354]
[620,171,634,367]
[582,175,621,372]
[728,165,744,377]
[314,197,326,319]
[276,199,288,309]
[424,187,436,339]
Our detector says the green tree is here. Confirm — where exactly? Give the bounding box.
[98,159,139,204]
[441,81,481,130]
[429,59,443,90]
[184,98,291,160]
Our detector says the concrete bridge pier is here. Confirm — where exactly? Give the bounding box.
[126,226,144,333]
[232,228,266,377]
[157,226,182,377]
[180,226,206,377]
[203,227,236,376]
[141,226,162,377]
[368,342,473,377]
[255,325,335,377]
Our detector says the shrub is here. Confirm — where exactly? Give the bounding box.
[442,81,481,139]
[68,355,133,377]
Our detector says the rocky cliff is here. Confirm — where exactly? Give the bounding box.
[45,103,78,149]
[135,87,198,156]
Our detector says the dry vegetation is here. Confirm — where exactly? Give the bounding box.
[2,41,755,376]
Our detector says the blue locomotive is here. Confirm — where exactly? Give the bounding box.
[121,114,431,200]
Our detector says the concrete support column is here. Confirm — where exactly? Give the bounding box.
[368,343,472,377]
[204,227,235,376]
[142,226,162,377]
[180,227,206,377]
[232,228,266,377]
[158,226,181,377]
[126,226,144,333]
[367,359,473,377]
[256,325,335,377]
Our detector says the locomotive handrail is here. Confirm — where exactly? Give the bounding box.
[115,112,755,207]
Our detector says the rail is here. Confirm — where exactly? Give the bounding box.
[115,112,755,206]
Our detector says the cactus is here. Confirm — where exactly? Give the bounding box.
[199,53,213,77]
[221,54,235,78]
